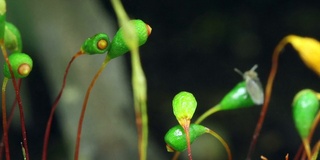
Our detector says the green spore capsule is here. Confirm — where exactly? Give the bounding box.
[81,33,110,54]
[164,124,206,152]
[172,91,197,121]
[4,22,22,52]
[108,19,152,59]
[292,89,319,138]
[219,81,255,110]
[3,52,33,78]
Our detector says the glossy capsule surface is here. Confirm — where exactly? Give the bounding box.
[164,124,206,152]
[81,33,110,54]
[3,52,33,78]
[292,89,319,138]
[108,19,152,59]
[172,91,197,121]
[219,81,255,110]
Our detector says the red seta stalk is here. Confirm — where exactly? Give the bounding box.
[293,111,320,160]
[74,56,111,160]
[2,77,10,160]
[0,79,22,160]
[246,38,289,160]
[179,119,192,160]
[0,42,30,160]
[183,125,192,160]
[41,51,84,160]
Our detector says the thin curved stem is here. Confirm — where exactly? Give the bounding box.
[302,138,312,159]
[179,120,192,160]
[246,36,291,160]
[131,51,148,160]
[42,51,84,160]
[294,144,304,160]
[110,0,148,159]
[309,111,320,159]
[205,127,232,160]
[0,41,29,160]
[0,79,21,160]
[21,142,26,160]
[311,140,319,160]
[171,127,232,160]
[131,47,148,160]
[171,151,180,160]
[5,79,21,126]
[130,41,148,160]
[74,56,111,160]
[295,111,320,160]
[1,78,9,160]
[195,104,221,124]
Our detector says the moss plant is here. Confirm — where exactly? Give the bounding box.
[0,1,32,159]
[1,0,152,160]
[0,0,319,160]
[42,33,112,160]
[166,78,259,160]
[247,35,320,160]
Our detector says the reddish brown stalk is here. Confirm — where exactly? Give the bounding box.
[2,78,10,160]
[311,140,320,159]
[0,42,30,160]
[74,56,111,160]
[246,37,289,160]
[294,111,320,160]
[309,112,320,158]
[6,79,21,126]
[171,120,192,160]
[135,110,143,158]
[179,119,192,160]
[293,145,304,160]
[205,128,232,160]
[41,51,84,160]
[183,124,192,160]
[0,79,21,160]
[171,152,180,160]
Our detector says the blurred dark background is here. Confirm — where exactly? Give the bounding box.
[2,0,320,159]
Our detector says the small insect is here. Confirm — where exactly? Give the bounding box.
[234,64,264,105]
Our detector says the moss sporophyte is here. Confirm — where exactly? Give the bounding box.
[42,18,152,160]
[3,52,33,79]
[164,124,206,152]
[1,0,320,159]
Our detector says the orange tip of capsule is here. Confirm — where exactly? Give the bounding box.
[97,39,108,50]
[18,63,32,77]
[146,24,152,36]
